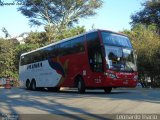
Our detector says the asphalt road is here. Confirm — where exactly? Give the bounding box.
[0,87,160,119]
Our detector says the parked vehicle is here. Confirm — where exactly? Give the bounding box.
[19,29,138,93]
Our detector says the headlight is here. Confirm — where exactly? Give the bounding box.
[104,72,117,79]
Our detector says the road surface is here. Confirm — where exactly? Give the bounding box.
[0,87,160,119]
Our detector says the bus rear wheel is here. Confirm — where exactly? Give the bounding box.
[104,87,112,93]
[77,77,85,93]
[26,80,30,90]
[30,80,36,91]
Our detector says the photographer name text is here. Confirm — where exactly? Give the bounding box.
[0,1,25,6]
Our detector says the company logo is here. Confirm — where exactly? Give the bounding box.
[48,57,69,86]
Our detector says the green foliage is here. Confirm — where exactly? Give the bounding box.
[123,24,160,85]
[130,0,160,80]
[54,26,86,42]
[25,31,47,47]
[0,38,17,78]
[17,0,103,28]
[0,37,39,79]
[25,26,86,44]
[17,0,101,42]
[131,0,160,33]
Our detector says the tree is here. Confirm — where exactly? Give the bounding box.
[24,31,47,47]
[17,0,102,42]
[54,26,86,42]
[17,0,102,27]
[0,39,17,78]
[25,26,86,45]
[0,37,38,79]
[131,0,160,33]
[123,24,160,87]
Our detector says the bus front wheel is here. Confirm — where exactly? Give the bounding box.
[77,77,85,93]
[104,87,112,93]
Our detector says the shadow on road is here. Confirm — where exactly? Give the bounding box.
[0,87,160,120]
[0,88,112,120]
[59,90,129,95]
[25,87,160,104]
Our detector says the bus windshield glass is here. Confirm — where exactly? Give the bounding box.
[101,32,132,48]
[101,32,137,72]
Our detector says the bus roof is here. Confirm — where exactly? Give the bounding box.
[21,29,128,56]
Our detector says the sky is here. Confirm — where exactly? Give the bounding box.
[0,0,146,38]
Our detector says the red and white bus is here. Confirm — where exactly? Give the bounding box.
[19,29,138,93]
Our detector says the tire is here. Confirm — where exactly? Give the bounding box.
[104,87,112,93]
[48,87,60,92]
[30,80,36,91]
[77,77,85,93]
[26,80,30,90]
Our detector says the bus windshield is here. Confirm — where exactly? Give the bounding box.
[101,32,132,48]
[101,32,137,72]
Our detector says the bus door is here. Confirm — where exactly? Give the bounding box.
[86,32,104,86]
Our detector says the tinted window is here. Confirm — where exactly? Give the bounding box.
[21,36,85,65]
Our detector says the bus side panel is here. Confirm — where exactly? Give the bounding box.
[56,52,89,87]
[19,60,63,88]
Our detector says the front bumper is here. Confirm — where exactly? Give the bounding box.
[105,78,137,87]
[103,70,138,88]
